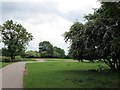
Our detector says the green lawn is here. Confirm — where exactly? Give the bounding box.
[23,58,35,61]
[0,62,11,68]
[24,62,119,88]
[44,58,76,62]
[0,57,33,68]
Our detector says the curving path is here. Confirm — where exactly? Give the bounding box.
[0,59,45,89]
[0,62,26,89]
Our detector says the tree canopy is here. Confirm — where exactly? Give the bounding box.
[24,50,40,58]
[39,41,65,58]
[1,20,33,61]
[64,2,120,71]
[53,46,65,58]
[39,41,54,58]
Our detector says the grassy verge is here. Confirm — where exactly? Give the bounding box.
[0,57,34,68]
[0,62,12,68]
[24,62,119,88]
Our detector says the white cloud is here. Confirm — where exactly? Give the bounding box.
[1,0,101,54]
[55,0,101,13]
[17,14,72,53]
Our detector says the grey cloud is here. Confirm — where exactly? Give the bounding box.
[2,2,58,14]
[2,2,87,23]
[61,10,86,23]
[2,2,59,22]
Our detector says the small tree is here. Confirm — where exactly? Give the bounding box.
[1,20,33,61]
[25,50,40,58]
[53,46,65,58]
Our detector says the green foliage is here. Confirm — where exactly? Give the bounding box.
[39,41,53,58]
[1,20,33,61]
[64,2,120,71]
[64,21,85,61]
[1,48,10,57]
[53,46,65,58]
[24,50,40,58]
[39,41,65,58]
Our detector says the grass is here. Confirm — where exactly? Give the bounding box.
[0,57,33,69]
[0,62,11,68]
[44,58,75,62]
[23,58,35,61]
[23,61,120,88]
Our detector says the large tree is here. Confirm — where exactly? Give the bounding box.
[64,21,85,62]
[64,1,120,71]
[84,2,120,71]
[39,41,53,58]
[1,20,33,61]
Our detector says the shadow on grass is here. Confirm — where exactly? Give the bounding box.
[56,70,120,88]
[58,69,120,75]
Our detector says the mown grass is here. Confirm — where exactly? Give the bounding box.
[23,58,35,61]
[44,58,76,62]
[0,57,34,68]
[0,62,11,68]
[24,62,120,88]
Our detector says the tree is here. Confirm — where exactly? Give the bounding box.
[53,46,65,58]
[24,50,40,58]
[96,2,120,71]
[39,41,53,58]
[64,1,120,71]
[84,2,120,71]
[1,48,9,57]
[1,20,33,61]
[0,49,1,56]
[64,21,85,62]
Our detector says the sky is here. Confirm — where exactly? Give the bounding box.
[0,0,101,54]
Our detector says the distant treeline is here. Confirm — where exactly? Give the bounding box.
[1,41,71,59]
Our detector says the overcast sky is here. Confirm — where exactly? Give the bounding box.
[1,0,101,54]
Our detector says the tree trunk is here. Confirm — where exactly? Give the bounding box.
[103,59,116,71]
[10,55,15,62]
[91,60,94,63]
[115,59,120,71]
[81,59,83,62]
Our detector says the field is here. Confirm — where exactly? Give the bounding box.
[24,61,120,88]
